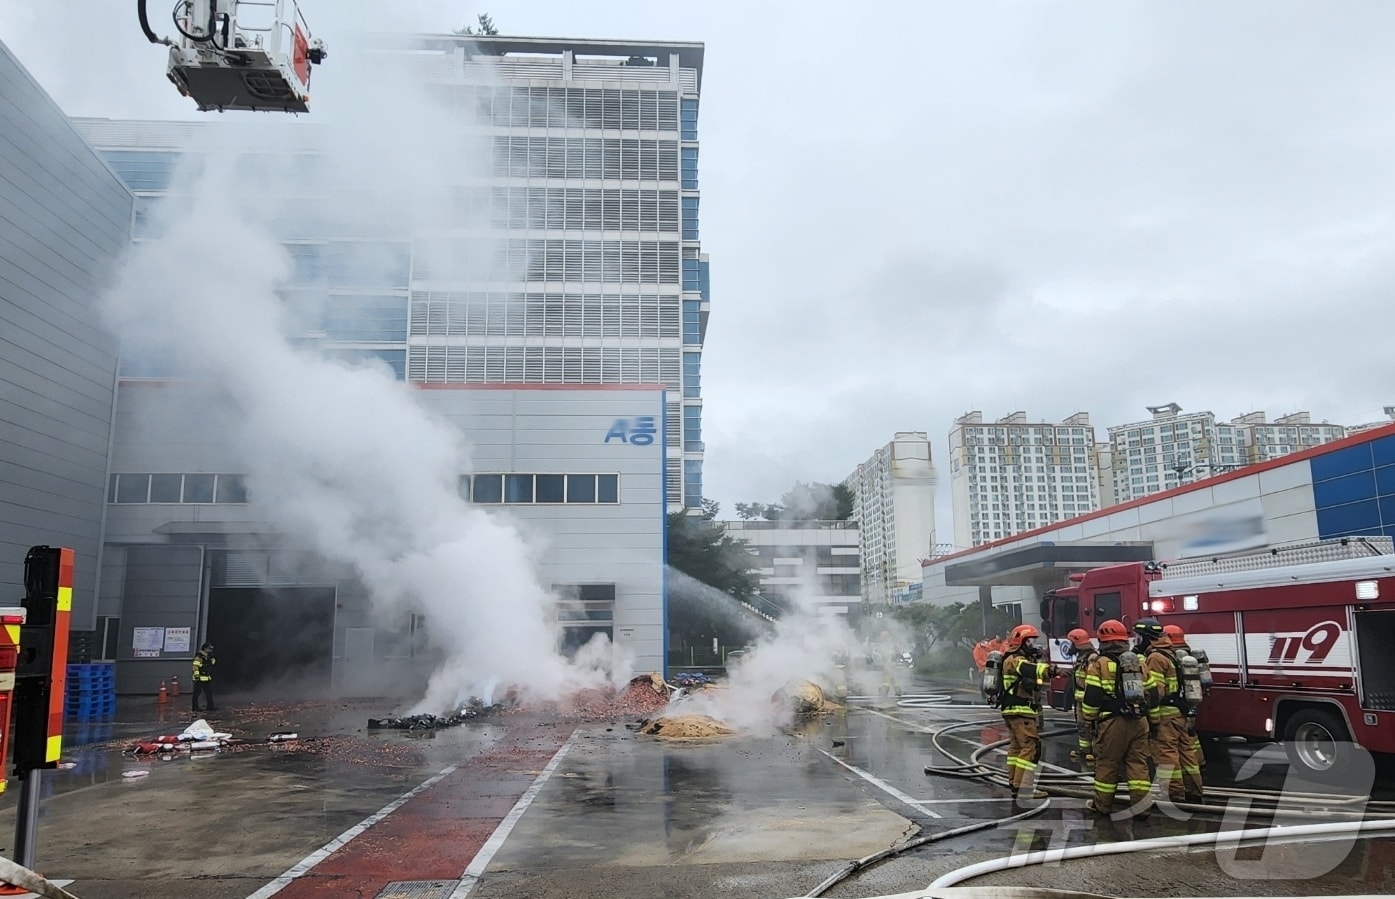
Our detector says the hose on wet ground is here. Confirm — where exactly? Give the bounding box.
[0,855,80,899]
[802,800,1053,898]
[920,717,1395,818]
[925,816,1395,889]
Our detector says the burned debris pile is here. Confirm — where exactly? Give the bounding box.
[368,703,504,731]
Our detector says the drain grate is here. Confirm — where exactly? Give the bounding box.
[374,881,460,899]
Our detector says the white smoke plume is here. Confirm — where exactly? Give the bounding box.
[669,562,862,735]
[100,35,628,711]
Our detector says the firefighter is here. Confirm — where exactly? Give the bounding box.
[1066,628,1099,763]
[1135,617,1189,804]
[998,623,1057,802]
[1081,619,1152,818]
[192,642,217,714]
[1163,623,1206,801]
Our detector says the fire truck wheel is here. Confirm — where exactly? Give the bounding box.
[1281,708,1352,781]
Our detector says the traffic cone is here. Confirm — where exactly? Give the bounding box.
[157,680,168,705]
[170,675,180,697]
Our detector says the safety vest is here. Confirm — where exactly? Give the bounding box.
[193,653,214,683]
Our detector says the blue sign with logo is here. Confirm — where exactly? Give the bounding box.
[605,416,657,446]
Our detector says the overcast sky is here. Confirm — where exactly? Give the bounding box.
[4,1,1394,543]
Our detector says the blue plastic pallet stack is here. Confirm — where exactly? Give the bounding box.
[64,662,116,722]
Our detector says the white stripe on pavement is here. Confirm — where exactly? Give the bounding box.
[245,765,459,899]
[817,749,943,818]
[449,729,580,899]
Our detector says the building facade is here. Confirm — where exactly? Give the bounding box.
[0,40,130,635]
[921,423,1395,628]
[723,520,860,619]
[949,411,1101,548]
[98,383,667,694]
[75,33,708,512]
[847,433,937,605]
[1235,411,1346,463]
[1107,404,1347,505]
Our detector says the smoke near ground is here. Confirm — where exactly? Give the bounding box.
[100,37,630,712]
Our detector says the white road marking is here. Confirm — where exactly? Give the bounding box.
[245,765,459,899]
[449,729,580,898]
[817,748,943,818]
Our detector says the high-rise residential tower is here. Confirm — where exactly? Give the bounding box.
[847,433,937,605]
[949,412,1100,548]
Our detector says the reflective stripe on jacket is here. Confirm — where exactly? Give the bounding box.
[193,654,214,683]
[1072,651,1098,703]
[1144,645,1180,720]
[1001,652,1050,717]
[1081,652,1140,721]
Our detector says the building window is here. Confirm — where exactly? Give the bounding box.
[109,473,251,504]
[680,98,699,140]
[467,474,622,505]
[505,474,534,503]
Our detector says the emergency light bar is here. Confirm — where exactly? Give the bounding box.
[1151,555,1395,597]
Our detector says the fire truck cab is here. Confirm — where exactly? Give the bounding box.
[141,0,327,113]
[1041,537,1395,779]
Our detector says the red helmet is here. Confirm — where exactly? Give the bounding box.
[1004,624,1040,651]
[1097,619,1129,641]
[1163,624,1186,644]
[1066,628,1094,650]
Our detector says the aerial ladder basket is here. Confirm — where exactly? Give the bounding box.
[139,0,327,113]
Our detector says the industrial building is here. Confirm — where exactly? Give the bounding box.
[0,40,130,638]
[723,520,860,619]
[846,433,937,605]
[1,35,687,694]
[75,33,709,512]
[100,382,666,694]
[922,422,1395,626]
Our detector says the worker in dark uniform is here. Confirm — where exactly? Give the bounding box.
[999,624,1056,802]
[192,642,217,714]
[1067,628,1099,764]
[1081,619,1152,818]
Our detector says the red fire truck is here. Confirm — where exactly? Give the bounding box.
[1040,537,1395,778]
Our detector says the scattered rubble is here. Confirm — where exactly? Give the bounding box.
[558,672,672,722]
[366,708,493,731]
[638,714,735,739]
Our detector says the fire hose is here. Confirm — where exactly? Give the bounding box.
[0,854,79,899]
[927,817,1395,889]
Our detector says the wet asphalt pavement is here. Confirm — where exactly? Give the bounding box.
[0,680,1391,899]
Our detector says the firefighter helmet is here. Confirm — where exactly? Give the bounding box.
[1004,623,1040,651]
[1097,619,1129,641]
[1067,628,1094,650]
[1133,617,1166,646]
[1163,624,1187,644]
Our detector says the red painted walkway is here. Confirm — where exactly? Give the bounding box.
[272,723,576,898]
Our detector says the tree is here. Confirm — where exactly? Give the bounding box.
[666,511,760,601]
[832,482,855,521]
[666,511,767,650]
[455,13,498,35]
[735,481,854,522]
[734,501,782,520]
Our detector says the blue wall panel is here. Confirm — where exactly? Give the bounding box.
[1312,435,1395,539]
